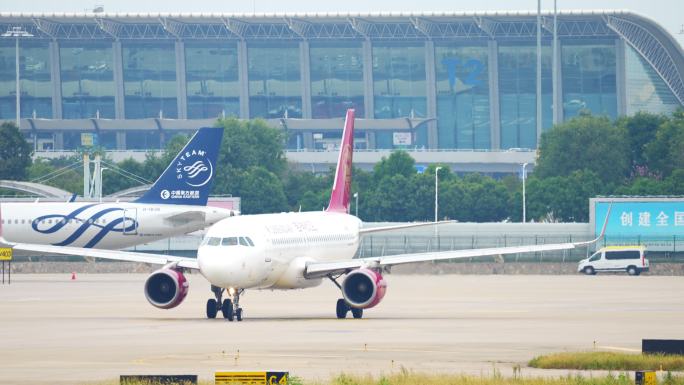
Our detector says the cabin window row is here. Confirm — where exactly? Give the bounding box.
[271,234,354,245]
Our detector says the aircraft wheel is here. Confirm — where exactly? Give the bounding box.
[236,308,243,322]
[351,307,363,319]
[206,299,218,319]
[222,299,234,321]
[336,298,348,319]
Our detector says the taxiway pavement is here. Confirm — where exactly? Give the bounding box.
[1,273,682,384]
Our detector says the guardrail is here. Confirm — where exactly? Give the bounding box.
[358,234,684,262]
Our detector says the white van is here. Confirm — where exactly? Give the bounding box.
[577,246,649,276]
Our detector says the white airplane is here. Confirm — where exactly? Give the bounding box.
[0,127,235,250]
[2,110,609,321]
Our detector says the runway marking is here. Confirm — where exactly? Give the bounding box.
[8,297,43,302]
[348,347,457,354]
[133,353,345,364]
[598,346,641,353]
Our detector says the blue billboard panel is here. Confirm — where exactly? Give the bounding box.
[595,201,684,237]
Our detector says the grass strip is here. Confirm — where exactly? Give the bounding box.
[529,352,684,371]
[86,371,684,385]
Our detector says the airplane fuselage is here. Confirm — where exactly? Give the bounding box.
[198,211,362,290]
[1,202,232,249]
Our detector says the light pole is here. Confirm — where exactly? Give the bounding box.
[99,167,109,202]
[522,163,529,223]
[353,192,359,217]
[2,27,34,128]
[434,166,443,222]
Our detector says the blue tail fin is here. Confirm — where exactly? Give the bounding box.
[135,127,223,206]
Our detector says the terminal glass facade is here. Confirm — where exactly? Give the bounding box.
[435,45,490,149]
[60,42,115,119]
[498,44,553,149]
[372,43,427,148]
[1,15,681,153]
[185,43,240,119]
[625,45,681,116]
[310,42,364,119]
[248,43,302,119]
[561,41,617,120]
[0,41,52,119]
[122,43,178,119]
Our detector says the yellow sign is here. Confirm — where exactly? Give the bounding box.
[643,372,656,385]
[636,371,657,385]
[0,248,12,261]
[215,371,288,385]
[81,133,94,147]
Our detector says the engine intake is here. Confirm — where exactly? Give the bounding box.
[144,268,189,309]
[341,268,387,309]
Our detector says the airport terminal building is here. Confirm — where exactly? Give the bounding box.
[1,10,683,173]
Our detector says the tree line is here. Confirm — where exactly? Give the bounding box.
[0,109,682,222]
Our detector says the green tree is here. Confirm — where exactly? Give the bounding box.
[372,150,416,181]
[526,170,605,222]
[459,174,510,222]
[364,174,412,221]
[216,118,286,177]
[27,158,82,194]
[283,170,331,210]
[644,110,684,178]
[0,122,32,180]
[616,112,667,170]
[535,114,629,186]
[614,177,670,196]
[236,166,288,214]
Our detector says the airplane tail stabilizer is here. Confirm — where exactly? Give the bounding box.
[326,109,355,214]
[135,127,223,206]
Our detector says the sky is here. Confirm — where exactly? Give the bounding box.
[4,0,684,46]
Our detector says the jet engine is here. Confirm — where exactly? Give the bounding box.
[144,268,189,309]
[341,268,387,308]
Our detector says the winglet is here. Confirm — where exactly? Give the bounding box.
[594,202,613,243]
[135,127,223,206]
[326,109,355,214]
[574,202,613,247]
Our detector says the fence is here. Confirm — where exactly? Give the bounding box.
[358,234,684,262]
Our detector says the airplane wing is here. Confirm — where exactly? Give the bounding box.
[359,220,455,235]
[7,242,199,270]
[306,205,612,279]
[305,240,591,278]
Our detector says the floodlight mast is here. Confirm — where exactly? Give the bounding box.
[1,27,34,128]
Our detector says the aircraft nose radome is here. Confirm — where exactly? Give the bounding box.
[198,247,253,288]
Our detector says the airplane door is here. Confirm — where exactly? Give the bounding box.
[123,208,138,235]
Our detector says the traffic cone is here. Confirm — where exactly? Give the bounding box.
[71,272,76,280]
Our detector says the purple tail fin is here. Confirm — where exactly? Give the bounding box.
[326,109,355,213]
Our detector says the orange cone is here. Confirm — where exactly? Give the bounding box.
[71,272,76,280]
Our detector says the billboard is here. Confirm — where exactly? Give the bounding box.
[592,198,684,237]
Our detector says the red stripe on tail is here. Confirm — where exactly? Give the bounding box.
[326,109,355,213]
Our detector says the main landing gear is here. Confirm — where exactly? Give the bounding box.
[328,274,363,319]
[206,285,244,322]
[336,298,363,319]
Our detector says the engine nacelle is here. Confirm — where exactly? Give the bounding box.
[144,268,189,309]
[341,268,387,309]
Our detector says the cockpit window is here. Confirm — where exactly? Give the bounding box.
[239,237,250,246]
[207,237,221,246]
[245,237,255,247]
[221,237,239,246]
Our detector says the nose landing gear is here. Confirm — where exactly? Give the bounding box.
[206,285,244,322]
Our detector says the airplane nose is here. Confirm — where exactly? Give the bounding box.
[198,247,263,289]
